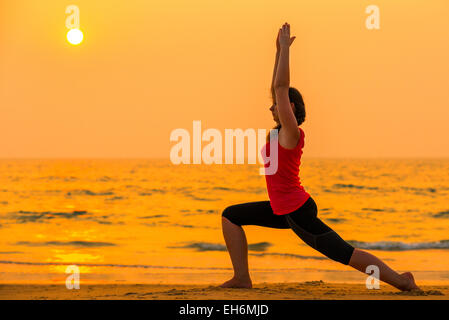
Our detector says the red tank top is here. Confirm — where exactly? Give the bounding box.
[261,127,310,215]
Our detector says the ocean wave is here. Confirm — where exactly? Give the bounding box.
[333,184,379,191]
[6,210,111,224]
[182,209,217,216]
[401,186,437,193]
[168,241,272,252]
[105,196,126,201]
[9,210,89,223]
[361,207,396,213]
[210,186,266,194]
[172,223,194,228]
[328,185,440,195]
[348,240,449,251]
[15,241,116,248]
[97,176,112,182]
[212,186,234,191]
[37,176,78,182]
[325,218,346,223]
[184,193,221,201]
[0,260,230,270]
[147,188,167,194]
[432,210,449,218]
[1,259,379,272]
[139,215,169,219]
[132,187,167,195]
[143,222,217,230]
[66,189,114,196]
[249,252,326,260]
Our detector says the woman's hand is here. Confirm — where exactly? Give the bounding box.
[278,23,296,49]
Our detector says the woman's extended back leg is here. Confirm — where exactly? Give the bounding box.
[285,197,419,291]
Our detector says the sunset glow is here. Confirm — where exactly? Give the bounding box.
[1,0,448,159]
[66,28,83,45]
[1,0,449,303]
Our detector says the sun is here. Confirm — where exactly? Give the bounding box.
[67,28,84,45]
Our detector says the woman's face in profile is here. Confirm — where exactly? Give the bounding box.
[270,101,279,123]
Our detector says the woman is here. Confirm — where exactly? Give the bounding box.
[220,23,420,291]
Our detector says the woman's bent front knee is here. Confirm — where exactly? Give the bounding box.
[222,206,242,226]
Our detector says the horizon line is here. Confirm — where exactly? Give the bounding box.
[1,156,449,161]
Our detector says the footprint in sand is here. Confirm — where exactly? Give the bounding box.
[303,280,325,286]
[392,290,444,296]
[163,289,186,296]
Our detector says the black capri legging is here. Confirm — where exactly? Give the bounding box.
[222,196,355,265]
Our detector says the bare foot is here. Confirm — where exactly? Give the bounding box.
[219,276,252,288]
[400,272,421,291]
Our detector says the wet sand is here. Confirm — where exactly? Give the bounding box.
[0,281,447,300]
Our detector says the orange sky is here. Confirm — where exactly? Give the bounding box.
[1,0,448,159]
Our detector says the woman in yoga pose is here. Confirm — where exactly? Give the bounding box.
[220,23,420,291]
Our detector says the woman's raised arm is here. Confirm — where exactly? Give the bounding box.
[270,33,281,101]
[273,23,300,147]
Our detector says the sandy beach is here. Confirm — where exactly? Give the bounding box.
[1,281,447,300]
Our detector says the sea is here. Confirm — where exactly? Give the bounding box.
[1,158,448,285]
